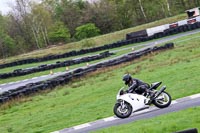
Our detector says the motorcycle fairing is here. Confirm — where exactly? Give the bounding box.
[117,93,149,112]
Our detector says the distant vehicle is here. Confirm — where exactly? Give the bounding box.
[113,82,171,118]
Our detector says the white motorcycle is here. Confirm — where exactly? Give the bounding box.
[113,82,171,118]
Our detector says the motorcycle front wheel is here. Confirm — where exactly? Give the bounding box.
[113,101,132,118]
[153,91,171,108]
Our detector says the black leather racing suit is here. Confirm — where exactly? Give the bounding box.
[127,78,150,94]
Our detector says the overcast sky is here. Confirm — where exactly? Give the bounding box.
[0,0,16,15]
[0,0,42,15]
[0,0,98,15]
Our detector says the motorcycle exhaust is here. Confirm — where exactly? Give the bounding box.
[153,86,166,100]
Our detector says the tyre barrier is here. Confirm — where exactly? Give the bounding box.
[173,128,198,133]
[126,30,148,40]
[1,21,199,69]
[0,51,113,79]
[0,43,174,104]
[0,39,133,69]
[126,22,200,41]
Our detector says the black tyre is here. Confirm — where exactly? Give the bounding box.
[153,91,171,108]
[113,102,132,118]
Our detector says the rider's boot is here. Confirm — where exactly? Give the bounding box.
[150,92,156,100]
[145,89,156,105]
[146,89,155,100]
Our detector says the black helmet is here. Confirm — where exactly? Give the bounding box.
[122,74,132,85]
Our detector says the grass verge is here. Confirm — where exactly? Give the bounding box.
[1,31,200,84]
[0,32,200,133]
[0,14,187,64]
[0,38,143,74]
[0,48,134,84]
[92,107,200,133]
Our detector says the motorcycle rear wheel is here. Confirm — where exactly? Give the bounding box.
[113,102,132,118]
[153,91,171,108]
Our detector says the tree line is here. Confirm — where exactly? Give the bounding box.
[0,0,199,58]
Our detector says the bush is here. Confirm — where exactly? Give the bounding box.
[0,31,15,57]
[48,21,71,44]
[74,23,100,40]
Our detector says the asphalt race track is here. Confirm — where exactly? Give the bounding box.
[52,94,200,133]
[1,29,200,94]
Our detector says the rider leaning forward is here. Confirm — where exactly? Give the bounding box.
[122,74,155,100]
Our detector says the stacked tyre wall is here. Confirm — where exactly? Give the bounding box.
[2,17,199,69]
[0,38,148,69]
[126,16,200,40]
[0,51,113,79]
[0,43,174,104]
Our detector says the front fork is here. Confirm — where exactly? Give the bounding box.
[120,100,125,109]
[119,100,126,109]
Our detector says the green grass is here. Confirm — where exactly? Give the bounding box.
[0,48,134,84]
[0,32,200,133]
[1,31,200,85]
[93,107,200,133]
[0,37,143,74]
[0,14,187,64]
[1,23,199,75]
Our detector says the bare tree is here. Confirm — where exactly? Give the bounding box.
[30,3,52,48]
[9,0,52,49]
[10,0,35,49]
[138,0,148,21]
[166,0,172,16]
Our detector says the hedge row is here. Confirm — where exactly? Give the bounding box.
[1,21,199,69]
[0,43,174,104]
[0,51,113,79]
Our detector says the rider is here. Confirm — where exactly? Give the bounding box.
[122,74,155,99]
